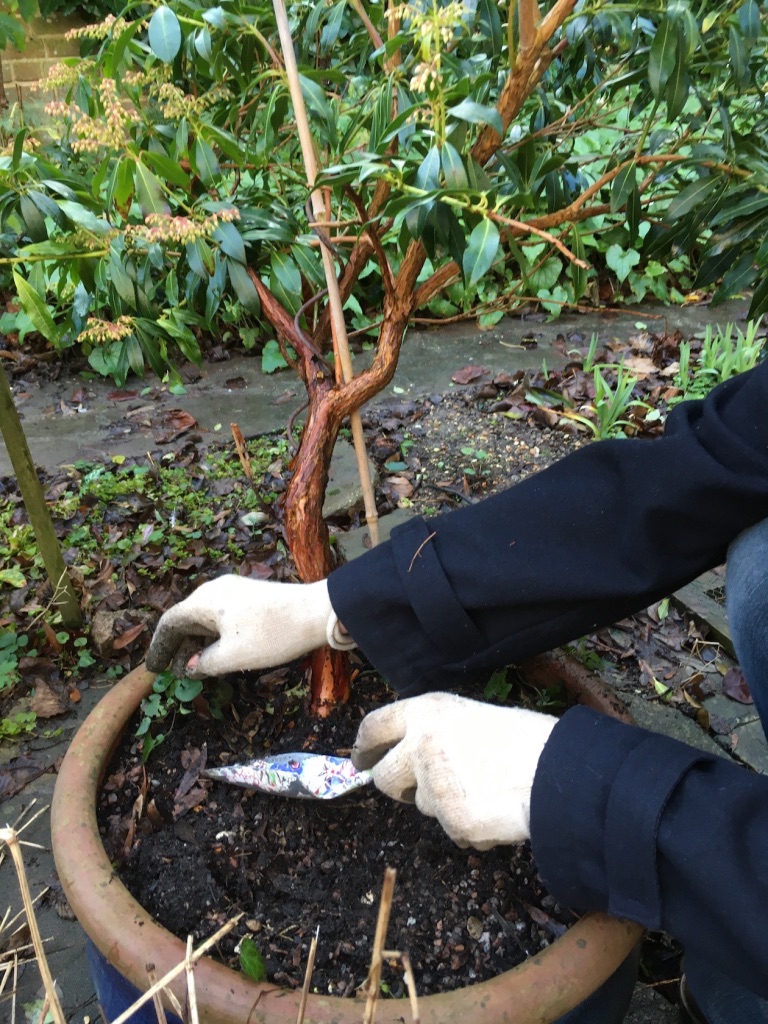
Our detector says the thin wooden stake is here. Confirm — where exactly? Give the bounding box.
[363,866,396,1024]
[0,362,81,627]
[270,0,380,547]
[296,925,319,1024]
[0,829,66,1024]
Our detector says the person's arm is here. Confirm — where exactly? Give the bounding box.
[330,360,768,694]
[351,695,768,999]
[530,706,768,998]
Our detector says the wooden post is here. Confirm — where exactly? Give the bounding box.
[0,362,81,628]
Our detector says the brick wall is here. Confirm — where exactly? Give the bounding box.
[1,15,86,122]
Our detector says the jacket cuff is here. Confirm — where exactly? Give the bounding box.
[328,516,483,693]
[530,706,713,927]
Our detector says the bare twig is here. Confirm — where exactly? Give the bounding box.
[231,423,254,483]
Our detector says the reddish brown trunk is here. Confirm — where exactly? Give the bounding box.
[309,644,350,715]
[252,266,417,717]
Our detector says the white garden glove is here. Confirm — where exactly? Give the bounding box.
[145,576,354,678]
[351,693,557,850]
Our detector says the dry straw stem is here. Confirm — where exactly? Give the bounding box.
[108,914,242,1024]
[362,866,397,1024]
[185,934,201,1024]
[271,0,380,547]
[0,828,66,1024]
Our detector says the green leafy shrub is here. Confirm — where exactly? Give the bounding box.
[1,0,767,386]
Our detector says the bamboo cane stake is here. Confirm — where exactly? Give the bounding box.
[270,0,380,546]
[0,362,81,628]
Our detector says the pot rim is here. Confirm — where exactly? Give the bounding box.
[51,659,642,1024]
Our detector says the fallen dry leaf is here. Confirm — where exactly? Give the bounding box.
[451,365,490,385]
[113,621,147,650]
[30,681,69,718]
[722,666,753,704]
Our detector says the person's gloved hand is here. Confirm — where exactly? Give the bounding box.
[351,692,557,850]
[145,576,354,678]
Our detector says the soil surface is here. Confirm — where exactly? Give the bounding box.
[98,665,579,999]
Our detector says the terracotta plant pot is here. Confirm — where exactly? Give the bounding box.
[52,657,643,1024]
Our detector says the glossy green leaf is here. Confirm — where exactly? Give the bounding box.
[416,147,440,191]
[729,25,747,85]
[441,143,468,189]
[712,254,757,304]
[12,128,27,170]
[666,177,720,220]
[747,273,768,320]
[57,200,112,235]
[665,49,688,121]
[227,259,260,312]
[462,219,500,289]
[739,0,761,45]
[187,238,215,279]
[12,271,58,343]
[108,158,135,214]
[148,7,182,63]
[610,162,636,213]
[447,99,503,136]
[270,253,302,315]
[20,195,47,242]
[194,27,212,60]
[134,164,168,217]
[213,222,246,263]
[649,18,678,99]
[477,0,503,54]
[202,6,227,28]
[192,137,220,185]
[141,150,190,190]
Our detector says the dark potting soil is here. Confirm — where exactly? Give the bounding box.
[98,665,579,998]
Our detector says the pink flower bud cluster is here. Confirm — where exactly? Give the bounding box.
[65,15,133,41]
[45,79,138,155]
[127,208,240,246]
[78,315,135,346]
[33,61,87,92]
[153,83,229,120]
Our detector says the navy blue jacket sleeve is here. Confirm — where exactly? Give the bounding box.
[328,360,768,695]
[531,707,768,997]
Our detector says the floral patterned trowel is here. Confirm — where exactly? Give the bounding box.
[202,752,373,800]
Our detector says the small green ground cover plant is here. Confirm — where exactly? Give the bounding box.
[0,432,290,744]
